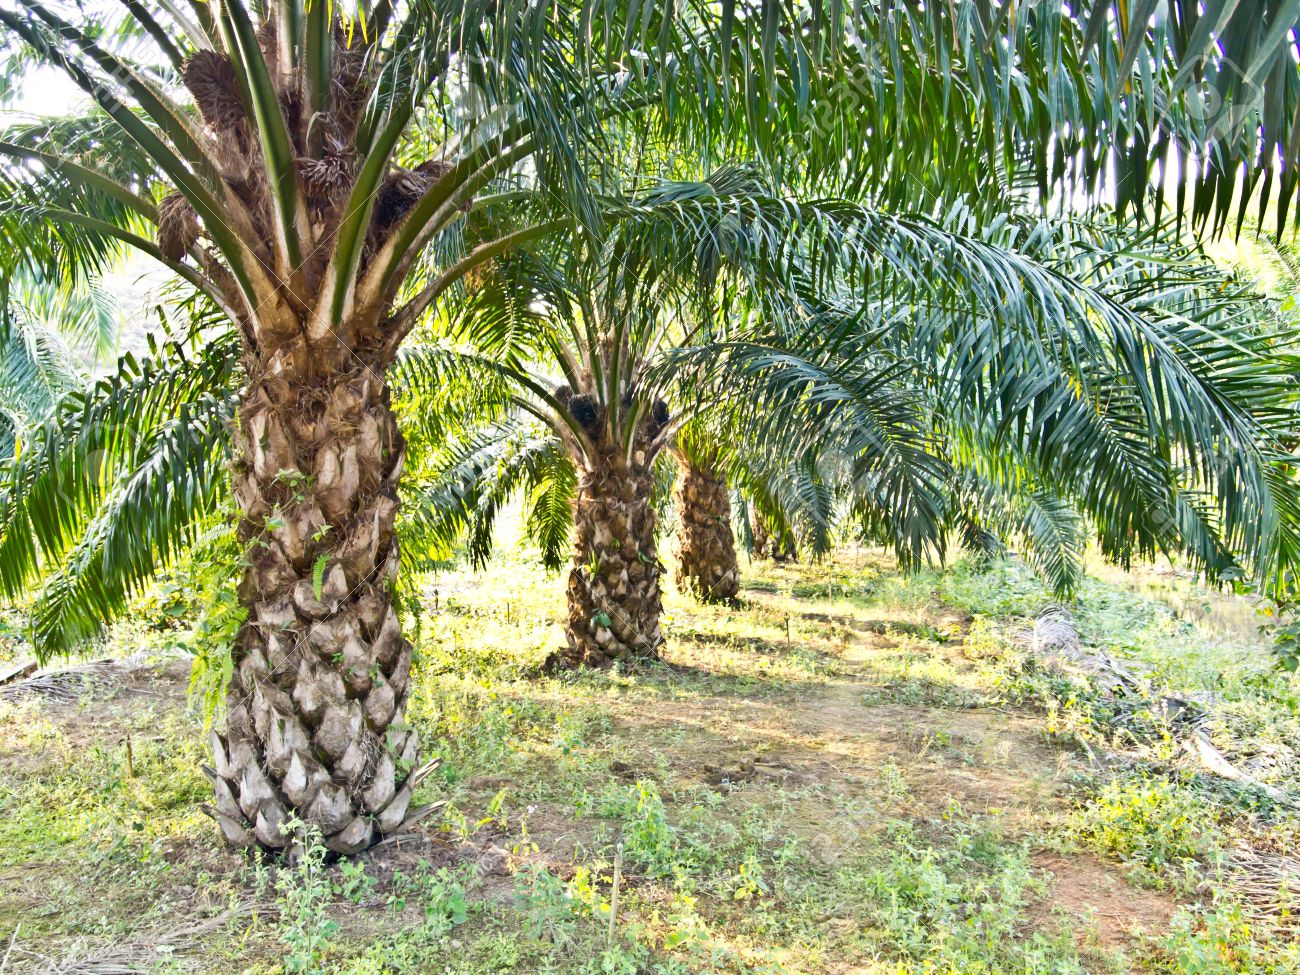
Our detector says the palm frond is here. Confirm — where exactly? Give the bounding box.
[399,419,572,571]
[28,392,233,657]
[0,327,239,636]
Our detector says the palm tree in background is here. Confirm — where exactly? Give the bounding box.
[402,199,735,667]
[676,210,1300,598]
[0,271,120,455]
[671,424,742,603]
[0,0,1297,853]
[398,201,1298,676]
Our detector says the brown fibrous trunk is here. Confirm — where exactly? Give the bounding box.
[174,19,452,857]
[562,446,663,668]
[751,512,797,563]
[205,355,433,855]
[674,458,739,602]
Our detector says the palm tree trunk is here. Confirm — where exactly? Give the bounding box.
[751,511,797,563]
[674,457,739,601]
[562,450,663,667]
[751,511,773,560]
[205,361,424,854]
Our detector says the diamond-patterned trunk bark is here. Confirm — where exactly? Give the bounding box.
[674,458,739,602]
[751,513,797,562]
[205,360,426,854]
[562,448,663,667]
[752,514,773,560]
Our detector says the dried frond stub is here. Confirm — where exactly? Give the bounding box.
[332,22,367,81]
[331,23,379,121]
[183,51,246,131]
[256,18,278,65]
[157,192,201,261]
[651,399,670,428]
[417,159,470,212]
[373,168,429,231]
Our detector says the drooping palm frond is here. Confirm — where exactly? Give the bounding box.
[399,419,574,572]
[0,318,239,657]
[680,339,951,569]
[654,199,1299,596]
[28,391,234,654]
[391,338,578,571]
[1,0,1293,332]
[389,339,519,455]
[524,443,578,571]
[0,319,553,657]
[927,210,1300,584]
[950,469,1087,599]
[688,356,1094,595]
[0,265,128,462]
[412,159,1300,598]
[1254,231,1300,304]
[1,0,1295,668]
[0,109,164,297]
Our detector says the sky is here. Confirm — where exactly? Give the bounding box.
[9,65,88,117]
[4,60,172,364]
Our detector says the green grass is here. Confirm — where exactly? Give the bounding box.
[1,548,1298,973]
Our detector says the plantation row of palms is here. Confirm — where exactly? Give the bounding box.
[1,0,1299,856]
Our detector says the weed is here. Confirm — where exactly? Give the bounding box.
[334,859,378,905]
[7,548,1300,973]
[602,779,682,878]
[1073,776,1218,879]
[1152,900,1300,974]
[274,818,338,975]
[515,862,579,942]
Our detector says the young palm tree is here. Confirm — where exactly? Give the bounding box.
[1,0,1296,853]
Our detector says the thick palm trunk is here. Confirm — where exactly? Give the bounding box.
[205,361,426,854]
[674,458,739,601]
[562,450,663,667]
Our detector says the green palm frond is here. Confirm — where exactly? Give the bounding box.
[679,340,951,568]
[400,419,573,571]
[524,443,577,572]
[655,199,1298,595]
[28,392,233,656]
[953,472,1087,599]
[3,0,1294,314]
[2,0,1297,664]
[0,290,92,456]
[0,324,239,657]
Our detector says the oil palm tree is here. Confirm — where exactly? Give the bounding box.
[671,424,741,603]
[404,213,706,667]
[0,0,726,853]
[675,210,1300,598]
[398,195,1298,677]
[1,0,1297,853]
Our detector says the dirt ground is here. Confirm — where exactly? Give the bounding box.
[0,565,1200,974]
